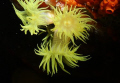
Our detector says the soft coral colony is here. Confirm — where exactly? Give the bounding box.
[12,0,96,75]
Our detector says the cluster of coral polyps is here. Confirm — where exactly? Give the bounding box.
[12,0,96,76]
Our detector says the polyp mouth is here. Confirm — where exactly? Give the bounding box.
[106,9,114,14]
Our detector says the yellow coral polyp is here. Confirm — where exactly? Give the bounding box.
[12,0,96,76]
[34,31,89,75]
[12,0,51,35]
[51,5,96,44]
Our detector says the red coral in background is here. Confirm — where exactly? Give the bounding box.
[75,0,120,19]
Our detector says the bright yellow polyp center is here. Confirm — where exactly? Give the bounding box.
[61,17,76,29]
[64,20,71,26]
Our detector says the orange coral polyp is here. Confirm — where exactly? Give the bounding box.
[106,6,114,14]
[100,0,118,14]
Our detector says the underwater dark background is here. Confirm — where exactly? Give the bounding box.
[1,0,120,83]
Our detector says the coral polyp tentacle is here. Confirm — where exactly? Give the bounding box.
[51,5,96,44]
[34,31,89,75]
[12,0,53,35]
